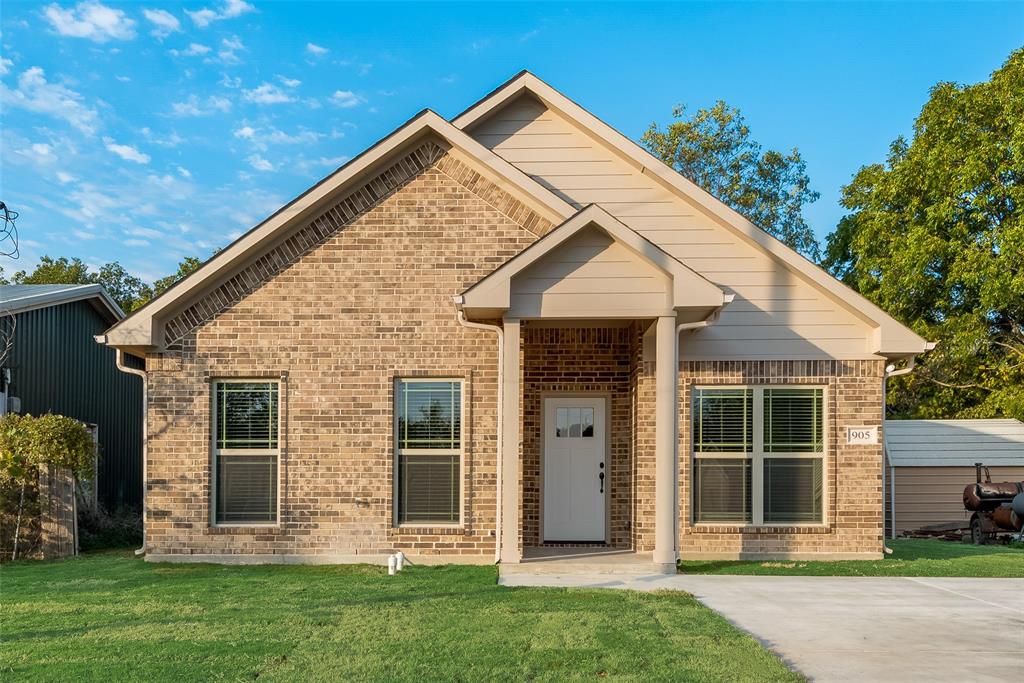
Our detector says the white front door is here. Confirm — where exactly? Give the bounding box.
[543,397,607,542]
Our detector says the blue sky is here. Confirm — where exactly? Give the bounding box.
[1,1,1021,282]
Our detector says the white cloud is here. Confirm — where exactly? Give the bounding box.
[0,66,100,134]
[186,0,255,28]
[219,73,241,88]
[43,2,136,42]
[141,127,185,147]
[305,42,328,57]
[57,171,75,183]
[0,57,13,76]
[12,141,57,168]
[142,8,181,38]
[103,137,150,164]
[246,154,273,171]
[176,165,192,178]
[170,94,231,116]
[169,42,211,57]
[234,123,320,149]
[519,29,540,42]
[330,90,363,108]
[214,35,245,64]
[124,238,150,247]
[243,82,294,105]
[278,75,301,88]
[115,75,131,82]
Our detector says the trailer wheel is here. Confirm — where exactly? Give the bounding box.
[970,515,986,545]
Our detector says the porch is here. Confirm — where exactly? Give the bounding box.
[456,205,731,572]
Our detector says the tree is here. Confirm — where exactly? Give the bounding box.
[641,101,821,259]
[11,256,153,313]
[151,257,203,298]
[823,48,1024,420]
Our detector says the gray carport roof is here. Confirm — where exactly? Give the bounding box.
[884,419,1024,467]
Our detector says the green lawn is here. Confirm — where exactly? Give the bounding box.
[680,538,1024,577]
[1,552,799,682]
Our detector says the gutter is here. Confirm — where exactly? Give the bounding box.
[452,297,504,564]
[95,334,148,556]
[668,295,733,560]
[881,356,920,542]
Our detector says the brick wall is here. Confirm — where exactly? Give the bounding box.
[145,149,542,561]
[677,360,886,559]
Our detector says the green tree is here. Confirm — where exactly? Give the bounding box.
[151,257,203,298]
[823,48,1024,420]
[11,256,153,312]
[641,101,821,259]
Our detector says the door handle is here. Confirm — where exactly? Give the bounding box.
[599,471,605,494]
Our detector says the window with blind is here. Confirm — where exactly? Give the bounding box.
[212,380,279,525]
[693,387,825,525]
[395,379,462,525]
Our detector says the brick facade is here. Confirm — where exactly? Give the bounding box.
[677,360,886,559]
[143,146,885,563]
[145,149,541,562]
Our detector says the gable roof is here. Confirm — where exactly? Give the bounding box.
[453,71,931,358]
[457,204,727,319]
[885,419,1024,468]
[1,284,123,323]
[101,110,578,351]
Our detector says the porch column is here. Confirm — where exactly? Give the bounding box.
[654,315,678,566]
[500,318,521,563]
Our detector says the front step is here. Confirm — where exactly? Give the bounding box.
[500,551,675,577]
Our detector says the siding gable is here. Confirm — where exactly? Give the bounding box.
[469,95,873,360]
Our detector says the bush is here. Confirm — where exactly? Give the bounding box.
[0,413,95,560]
[77,506,142,552]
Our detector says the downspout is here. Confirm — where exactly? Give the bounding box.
[882,357,916,543]
[97,335,148,557]
[453,297,504,564]
[671,295,733,561]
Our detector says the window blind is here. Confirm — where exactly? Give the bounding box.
[694,458,752,523]
[215,382,279,450]
[216,455,278,524]
[397,381,461,450]
[694,389,753,453]
[764,388,823,453]
[763,458,823,524]
[398,453,459,524]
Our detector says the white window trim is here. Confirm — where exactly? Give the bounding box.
[692,384,829,528]
[211,378,282,528]
[393,377,466,529]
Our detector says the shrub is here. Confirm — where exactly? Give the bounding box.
[0,413,95,560]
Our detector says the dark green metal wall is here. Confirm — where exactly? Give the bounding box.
[7,300,143,510]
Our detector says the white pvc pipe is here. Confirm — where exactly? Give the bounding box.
[388,554,397,575]
[395,551,406,571]
[454,303,504,564]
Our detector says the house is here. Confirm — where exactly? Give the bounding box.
[0,284,144,511]
[884,419,1024,537]
[98,73,932,568]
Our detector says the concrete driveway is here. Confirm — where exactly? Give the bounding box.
[500,573,1024,682]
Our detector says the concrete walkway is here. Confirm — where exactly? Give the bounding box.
[500,573,1024,682]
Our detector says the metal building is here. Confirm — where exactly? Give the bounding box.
[1,284,143,510]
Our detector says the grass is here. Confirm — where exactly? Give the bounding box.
[679,538,1024,577]
[1,552,799,682]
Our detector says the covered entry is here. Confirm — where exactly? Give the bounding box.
[456,205,729,568]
